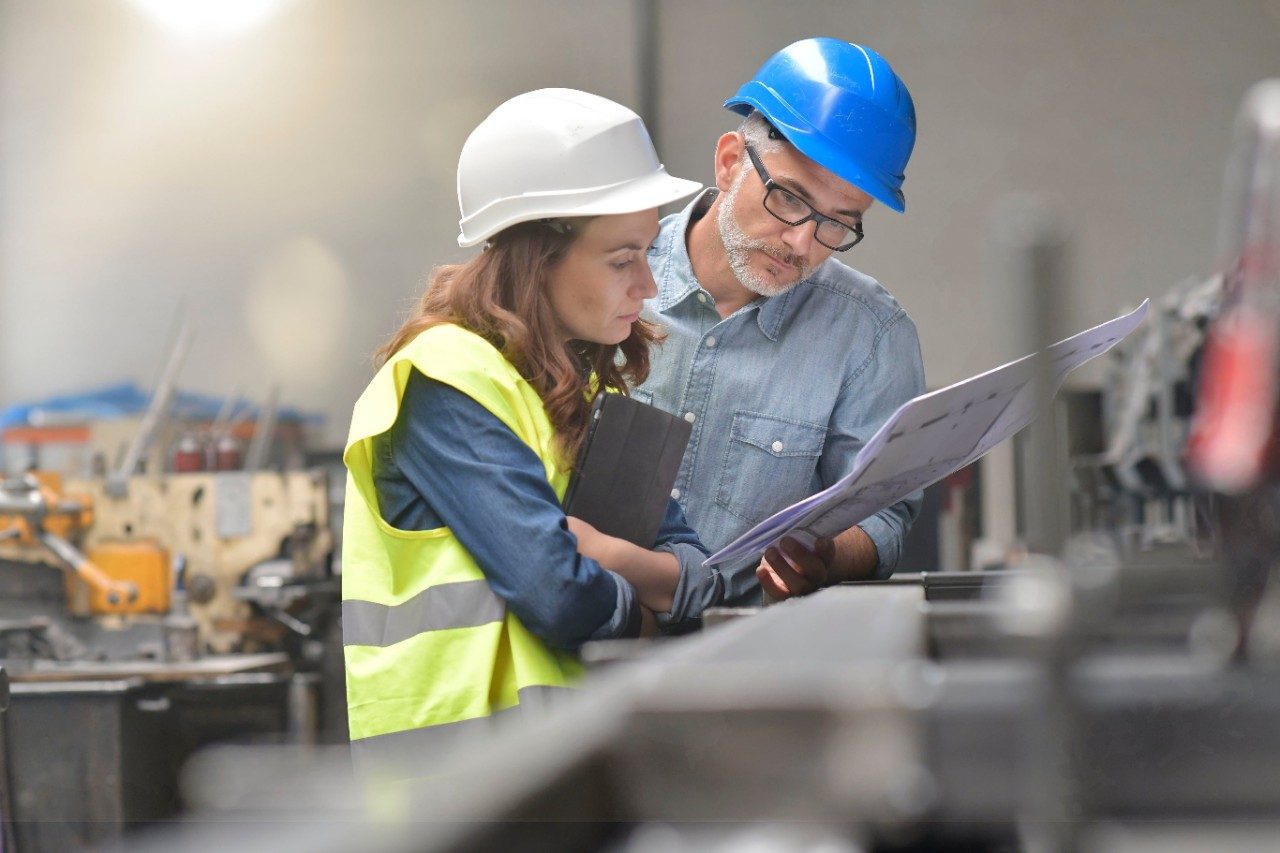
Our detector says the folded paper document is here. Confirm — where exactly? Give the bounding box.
[705,300,1150,567]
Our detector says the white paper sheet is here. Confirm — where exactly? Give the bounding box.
[705,300,1150,567]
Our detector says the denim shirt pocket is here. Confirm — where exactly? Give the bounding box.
[630,388,654,406]
[715,411,827,523]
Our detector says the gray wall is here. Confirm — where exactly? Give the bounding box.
[3,0,1279,539]
[0,0,643,444]
[655,1,1280,378]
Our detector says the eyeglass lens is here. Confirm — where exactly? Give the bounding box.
[763,188,856,249]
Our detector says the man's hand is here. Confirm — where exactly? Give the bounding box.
[757,536,835,601]
[758,526,881,601]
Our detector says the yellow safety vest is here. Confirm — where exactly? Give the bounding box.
[341,323,583,768]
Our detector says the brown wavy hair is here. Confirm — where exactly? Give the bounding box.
[376,219,662,466]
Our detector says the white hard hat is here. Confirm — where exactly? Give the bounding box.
[456,88,701,247]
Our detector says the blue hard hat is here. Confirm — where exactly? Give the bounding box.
[725,38,917,213]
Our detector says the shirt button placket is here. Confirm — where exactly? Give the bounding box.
[676,311,723,500]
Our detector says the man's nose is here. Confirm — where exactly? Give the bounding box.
[779,220,815,257]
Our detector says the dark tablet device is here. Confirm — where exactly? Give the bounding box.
[562,392,692,548]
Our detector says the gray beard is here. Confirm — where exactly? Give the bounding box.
[715,171,813,297]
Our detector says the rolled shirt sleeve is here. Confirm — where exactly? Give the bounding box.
[650,497,723,633]
[597,570,643,641]
[856,506,915,580]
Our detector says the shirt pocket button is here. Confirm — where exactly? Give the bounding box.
[771,440,784,453]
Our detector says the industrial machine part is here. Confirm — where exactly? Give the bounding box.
[72,539,171,615]
[63,469,332,653]
[989,194,1071,557]
[4,669,293,852]
[125,560,1279,852]
[0,664,12,853]
[1189,80,1280,494]
[0,341,341,849]
[1184,80,1280,651]
[0,468,334,648]
[107,316,193,497]
[1067,275,1221,550]
[1,375,331,652]
[1068,88,1280,558]
[244,385,280,472]
[0,472,140,612]
[0,464,335,851]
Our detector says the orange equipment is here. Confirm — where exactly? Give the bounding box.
[0,472,142,614]
[68,539,171,616]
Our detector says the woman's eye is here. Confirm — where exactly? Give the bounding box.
[611,259,633,270]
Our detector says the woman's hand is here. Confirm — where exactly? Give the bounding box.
[639,606,658,637]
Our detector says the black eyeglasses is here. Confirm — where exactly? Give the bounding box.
[743,144,865,252]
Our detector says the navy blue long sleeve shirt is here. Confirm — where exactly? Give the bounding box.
[371,370,710,648]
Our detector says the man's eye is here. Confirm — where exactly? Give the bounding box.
[780,190,805,209]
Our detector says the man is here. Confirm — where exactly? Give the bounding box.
[637,38,925,616]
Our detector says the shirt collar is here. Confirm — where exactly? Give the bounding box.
[652,190,714,312]
[754,285,795,342]
[652,187,809,342]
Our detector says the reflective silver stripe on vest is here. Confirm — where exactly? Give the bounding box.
[342,579,506,647]
[349,686,576,776]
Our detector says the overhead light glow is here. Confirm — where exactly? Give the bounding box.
[126,0,289,39]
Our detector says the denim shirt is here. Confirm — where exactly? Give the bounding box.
[372,370,716,646]
[636,190,926,603]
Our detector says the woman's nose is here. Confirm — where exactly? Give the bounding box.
[634,264,658,300]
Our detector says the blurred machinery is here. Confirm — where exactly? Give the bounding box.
[0,327,343,851]
[54,79,1280,853]
[1068,274,1221,547]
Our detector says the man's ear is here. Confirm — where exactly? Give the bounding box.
[712,131,746,193]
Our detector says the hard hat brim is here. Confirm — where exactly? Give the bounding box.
[726,87,908,214]
[458,170,701,248]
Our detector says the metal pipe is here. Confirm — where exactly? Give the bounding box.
[634,0,660,150]
[109,315,194,495]
[990,195,1071,556]
[38,532,137,605]
[244,384,280,472]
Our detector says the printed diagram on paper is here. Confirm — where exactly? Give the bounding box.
[705,300,1151,568]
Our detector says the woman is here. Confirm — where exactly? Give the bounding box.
[341,89,718,772]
